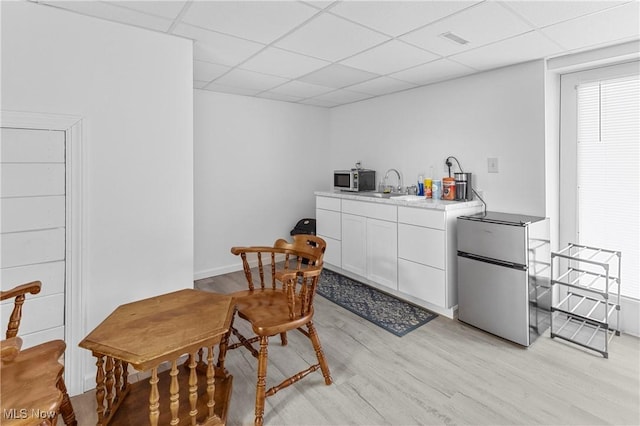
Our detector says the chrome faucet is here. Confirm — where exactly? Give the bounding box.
[383,168,403,193]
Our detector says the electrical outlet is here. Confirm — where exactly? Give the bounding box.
[487,157,499,173]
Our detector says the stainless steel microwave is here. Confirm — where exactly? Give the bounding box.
[334,169,376,192]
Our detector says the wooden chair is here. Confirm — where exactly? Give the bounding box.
[218,235,332,425]
[0,281,77,426]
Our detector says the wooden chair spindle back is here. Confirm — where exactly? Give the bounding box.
[1,280,42,339]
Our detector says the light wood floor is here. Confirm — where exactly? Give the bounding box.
[71,270,640,425]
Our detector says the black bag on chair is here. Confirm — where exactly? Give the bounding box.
[290,219,317,264]
[290,218,316,236]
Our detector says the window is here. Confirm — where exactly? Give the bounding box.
[560,62,640,300]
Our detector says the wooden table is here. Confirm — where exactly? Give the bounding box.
[79,289,234,426]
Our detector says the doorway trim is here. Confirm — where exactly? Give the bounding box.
[1,110,85,395]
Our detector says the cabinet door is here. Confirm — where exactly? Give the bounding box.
[398,223,445,269]
[367,218,398,290]
[316,208,341,240]
[341,213,367,277]
[321,236,342,268]
[398,259,445,307]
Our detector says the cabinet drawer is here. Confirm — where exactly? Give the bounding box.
[316,208,341,240]
[342,199,397,221]
[398,223,445,269]
[316,196,341,211]
[321,236,341,268]
[398,207,445,230]
[398,259,445,308]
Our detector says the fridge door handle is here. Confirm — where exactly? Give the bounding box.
[458,251,527,271]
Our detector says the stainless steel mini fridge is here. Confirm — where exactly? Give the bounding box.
[457,212,551,346]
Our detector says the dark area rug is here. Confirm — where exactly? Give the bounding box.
[316,269,438,337]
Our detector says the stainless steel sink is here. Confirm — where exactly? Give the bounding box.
[390,195,426,202]
[357,192,403,198]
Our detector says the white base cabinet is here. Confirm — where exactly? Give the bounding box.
[366,218,397,290]
[316,196,342,268]
[341,213,367,277]
[315,193,482,318]
[341,200,397,290]
[398,258,445,307]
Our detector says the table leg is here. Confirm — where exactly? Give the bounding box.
[189,353,198,425]
[149,367,160,426]
[206,346,216,419]
[95,355,106,425]
[105,356,114,415]
[114,360,122,402]
[169,360,179,425]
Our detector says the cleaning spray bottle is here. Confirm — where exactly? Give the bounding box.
[425,166,433,199]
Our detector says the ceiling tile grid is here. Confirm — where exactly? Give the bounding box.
[33,0,640,107]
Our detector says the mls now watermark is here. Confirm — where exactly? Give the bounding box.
[3,408,57,420]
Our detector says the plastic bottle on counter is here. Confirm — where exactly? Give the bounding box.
[417,174,424,196]
[431,179,441,200]
[425,166,433,198]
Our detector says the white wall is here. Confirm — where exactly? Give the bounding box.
[329,60,547,217]
[194,90,330,279]
[1,1,193,391]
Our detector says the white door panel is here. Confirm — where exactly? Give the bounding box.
[341,213,367,277]
[1,196,65,232]
[316,208,341,240]
[1,127,66,350]
[367,218,397,290]
[398,259,445,307]
[0,228,65,268]
[1,163,65,197]
[0,261,65,297]
[19,326,65,350]
[0,293,65,337]
[1,128,65,162]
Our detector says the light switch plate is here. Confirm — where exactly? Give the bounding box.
[488,157,499,173]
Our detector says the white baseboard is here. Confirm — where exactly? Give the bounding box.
[194,264,243,281]
[620,296,639,337]
[194,254,287,281]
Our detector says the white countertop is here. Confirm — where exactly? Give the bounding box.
[315,190,483,211]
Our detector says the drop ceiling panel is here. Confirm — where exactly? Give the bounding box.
[173,23,265,66]
[299,97,341,108]
[391,59,476,85]
[256,92,305,103]
[329,0,480,36]
[194,80,209,89]
[450,31,564,70]
[299,64,380,88]
[275,12,390,62]
[267,80,334,98]
[540,1,640,50]
[194,60,231,82]
[502,0,628,28]
[309,89,373,104]
[341,40,440,75]
[347,77,417,96]
[400,1,534,56]
[111,1,188,20]
[203,83,262,96]
[40,0,174,32]
[240,47,330,79]
[181,1,318,44]
[214,68,289,92]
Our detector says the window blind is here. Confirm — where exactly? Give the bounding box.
[576,74,639,300]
